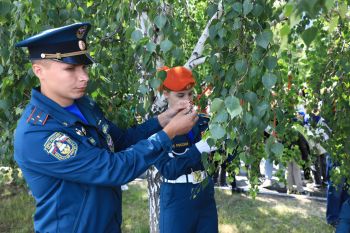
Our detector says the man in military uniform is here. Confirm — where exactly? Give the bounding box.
[14,22,198,233]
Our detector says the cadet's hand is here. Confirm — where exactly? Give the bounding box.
[163,106,198,139]
[158,100,191,128]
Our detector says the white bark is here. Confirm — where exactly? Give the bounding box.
[184,1,223,69]
[137,5,167,233]
[186,53,221,70]
[147,166,162,233]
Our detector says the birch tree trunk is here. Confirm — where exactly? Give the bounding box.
[135,4,167,233]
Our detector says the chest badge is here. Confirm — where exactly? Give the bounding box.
[102,124,109,134]
[101,123,114,152]
[44,132,78,160]
[75,126,86,136]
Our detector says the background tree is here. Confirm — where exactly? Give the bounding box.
[0,0,349,232]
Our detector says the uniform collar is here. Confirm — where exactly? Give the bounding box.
[30,88,94,126]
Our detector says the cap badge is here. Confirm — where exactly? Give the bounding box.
[78,40,86,50]
[76,25,87,39]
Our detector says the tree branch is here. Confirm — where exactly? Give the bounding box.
[184,0,223,69]
[186,53,220,69]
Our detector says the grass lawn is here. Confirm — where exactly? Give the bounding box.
[0,180,334,233]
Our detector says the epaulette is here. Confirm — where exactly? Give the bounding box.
[198,113,210,119]
[26,106,49,126]
[198,113,210,125]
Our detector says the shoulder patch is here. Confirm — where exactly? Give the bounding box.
[26,106,49,125]
[44,132,78,160]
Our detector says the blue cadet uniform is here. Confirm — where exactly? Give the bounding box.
[155,114,218,233]
[336,198,350,233]
[14,22,174,233]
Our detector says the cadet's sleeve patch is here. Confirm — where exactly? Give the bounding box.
[44,132,78,160]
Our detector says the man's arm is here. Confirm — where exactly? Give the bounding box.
[110,101,195,151]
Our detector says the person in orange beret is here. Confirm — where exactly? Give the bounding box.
[155,66,218,233]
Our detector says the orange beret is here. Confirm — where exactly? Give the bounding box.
[159,66,195,91]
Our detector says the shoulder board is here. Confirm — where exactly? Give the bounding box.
[198,113,210,119]
[26,106,49,126]
[197,114,210,125]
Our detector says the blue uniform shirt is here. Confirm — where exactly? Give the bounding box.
[14,88,173,233]
[156,114,209,179]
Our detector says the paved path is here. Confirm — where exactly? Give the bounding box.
[215,175,327,202]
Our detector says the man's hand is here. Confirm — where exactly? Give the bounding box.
[163,106,198,139]
[158,100,192,128]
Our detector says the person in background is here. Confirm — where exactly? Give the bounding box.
[14,23,198,233]
[155,66,218,233]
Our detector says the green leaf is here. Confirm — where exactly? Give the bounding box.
[325,0,334,11]
[243,0,253,16]
[138,84,148,95]
[211,98,224,113]
[235,59,247,74]
[256,30,273,49]
[209,24,218,40]
[154,15,167,29]
[339,2,347,19]
[280,24,290,37]
[213,152,222,162]
[160,39,173,52]
[0,1,12,17]
[289,12,301,28]
[301,27,318,47]
[264,56,277,70]
[262,73,277,90]
[328,16,339,33]
[271,142,284,155]
[252,4,263,17]
[209,124,226,139]
[213,110,228,123]
[131,30,143,42]
[0,65,4,75]
[305,0,317,9]
[146,42,156,53]
[254,101,269,118]
[172,47,184,60]
[284,3,293,17]
[233,18,242,30]
[233,2,242,13]
[244,91,258,105]
[156,70,167,81]
[0,99,8,110]
[150,78,161,90]
[225,96,242,118]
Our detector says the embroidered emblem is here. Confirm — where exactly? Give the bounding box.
[44,132,78,160]
[76,25,87,39]
[106,134,115,152]
[78,40,86,50]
